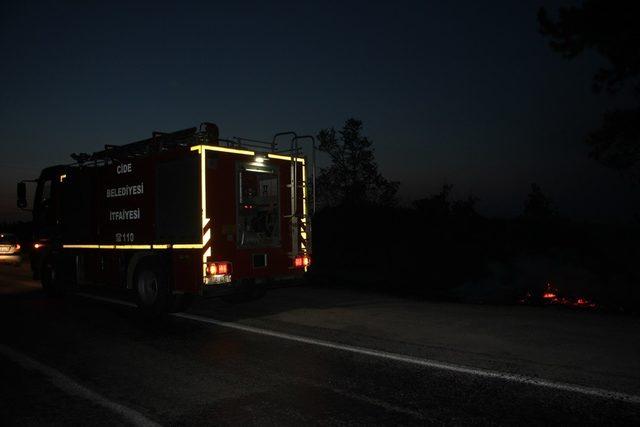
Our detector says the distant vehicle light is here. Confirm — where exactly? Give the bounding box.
[34,243,43,249]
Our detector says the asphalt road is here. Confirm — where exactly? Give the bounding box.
[1,264,639,426]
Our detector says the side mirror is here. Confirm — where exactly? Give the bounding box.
[17,182,27,209]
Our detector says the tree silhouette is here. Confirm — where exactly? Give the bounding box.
[413,184,452,219]
[586,107,640,183]
[523,183,557,220]
[538,1,640,182]
[316,118,399,207]
[451,195,480,219]
[413,184,479,220]
[538,1,640,95]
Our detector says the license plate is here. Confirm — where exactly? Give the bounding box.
[0,246,9,252]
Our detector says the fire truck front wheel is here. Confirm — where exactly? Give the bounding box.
[134,259,170,315]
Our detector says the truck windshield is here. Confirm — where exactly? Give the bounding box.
[237,166,280,247]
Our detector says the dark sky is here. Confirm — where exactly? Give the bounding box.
[1,0,638,222]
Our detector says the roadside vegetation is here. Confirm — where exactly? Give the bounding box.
[310,119,640,313]
[310,2,640,313]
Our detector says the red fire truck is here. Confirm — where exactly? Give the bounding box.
[17,123,315,313]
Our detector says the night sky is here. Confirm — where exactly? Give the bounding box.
[1,0,638,222]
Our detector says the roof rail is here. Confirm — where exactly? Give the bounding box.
[69,123,310,163]
[71,126,207,164]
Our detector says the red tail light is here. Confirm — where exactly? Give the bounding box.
[15,244,21,250]
[217,262,229,275]
[294,254,311,268]
[207,261,231,276]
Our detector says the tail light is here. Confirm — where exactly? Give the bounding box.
[205,261,232,285]
[206,261,232,276]
[15,244,21,250]
[34,243,43,249]
[294,254,311,269]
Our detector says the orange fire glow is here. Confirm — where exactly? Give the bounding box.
[520,282,597,309]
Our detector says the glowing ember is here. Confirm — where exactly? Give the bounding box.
[520,282,597,309]
[573,298,597,308]
[542,283,559,301]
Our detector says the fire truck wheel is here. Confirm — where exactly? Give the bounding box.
[41,258,65,296]
[134,259,170,315]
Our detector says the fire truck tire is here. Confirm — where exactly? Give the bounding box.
[134,258,170,315]
[41,258,65,296]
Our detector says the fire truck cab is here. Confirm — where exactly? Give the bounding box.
[17,123,315,314]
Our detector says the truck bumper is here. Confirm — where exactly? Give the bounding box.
[201,282,240,298]
[201,273,304,298]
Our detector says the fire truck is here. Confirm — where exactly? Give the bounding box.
[17,123,315,314]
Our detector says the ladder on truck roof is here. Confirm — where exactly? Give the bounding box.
[270,133,317,259]
[222,131,317,257]
[71,124,219,164]
[229,131,317,258]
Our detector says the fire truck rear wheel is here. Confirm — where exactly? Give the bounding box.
[134,259,170,315]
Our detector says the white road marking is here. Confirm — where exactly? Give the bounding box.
[174,312,640,404]
[0,344,160,427]
[78,292,640,405]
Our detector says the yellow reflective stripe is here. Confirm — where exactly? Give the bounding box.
[302,162,308,217]
[267,153,305,163]
[300,162,309,255]
[172,243,202,249]
[190,145,304,162]
[62,244,201,250]
[199,147,212,278]
[190,144,255,156]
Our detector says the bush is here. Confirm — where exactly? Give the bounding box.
[310,206,640,311]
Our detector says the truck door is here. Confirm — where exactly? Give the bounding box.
[33,170,62,242]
